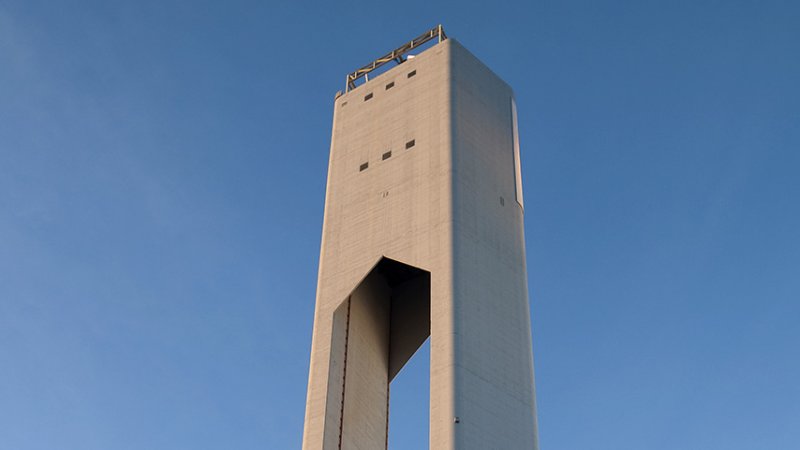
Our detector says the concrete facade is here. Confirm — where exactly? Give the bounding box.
[302,38,539,449]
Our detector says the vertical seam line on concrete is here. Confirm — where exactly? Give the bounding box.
[338,296,352,450]
[385,386,390,450]
[385,294,392,450]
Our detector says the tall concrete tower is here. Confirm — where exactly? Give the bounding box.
[302,26,539,449]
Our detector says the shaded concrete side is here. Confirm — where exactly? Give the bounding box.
[340,273,391,450]
[450,40,539,449]
[321,300,349,448]
[388,274,431,380]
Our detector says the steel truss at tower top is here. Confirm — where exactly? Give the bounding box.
[345,24,447,92]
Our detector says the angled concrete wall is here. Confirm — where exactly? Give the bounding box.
[302,38,538,450]
[450,42,539,449]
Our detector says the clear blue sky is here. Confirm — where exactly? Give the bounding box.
[1,1,798,449]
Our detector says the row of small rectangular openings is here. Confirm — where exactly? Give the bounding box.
[359,139,416,172]
[360,70,418,103]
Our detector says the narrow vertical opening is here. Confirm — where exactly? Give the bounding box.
[388,338,430,449]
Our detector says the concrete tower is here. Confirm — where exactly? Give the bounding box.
[302,27,539,449]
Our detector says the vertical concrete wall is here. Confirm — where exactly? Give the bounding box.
[302,38,538,450]
[303,39,454,450]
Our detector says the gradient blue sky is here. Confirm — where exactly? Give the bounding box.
[1,1,799,449]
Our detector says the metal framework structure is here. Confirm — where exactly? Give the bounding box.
[345,24,447,92]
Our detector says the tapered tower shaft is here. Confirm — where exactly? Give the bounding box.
[302,33,539,450]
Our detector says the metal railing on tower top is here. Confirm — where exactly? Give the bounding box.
[345,25,447,92]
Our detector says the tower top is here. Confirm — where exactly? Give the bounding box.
[345,24,447,92]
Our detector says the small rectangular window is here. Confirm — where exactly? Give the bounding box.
[359,162,369,171]
[364,93,373,101]
[382,151,392,160]
[385,82,395,90]
[405,139,415,149]
[341,101,348,107]
[407,70,417,78]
